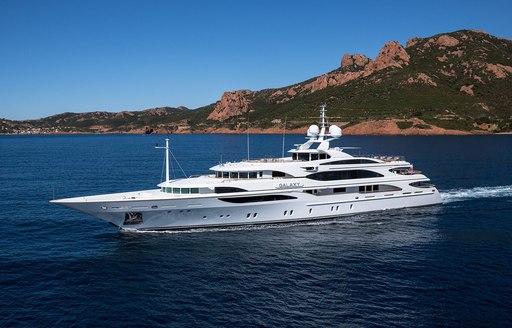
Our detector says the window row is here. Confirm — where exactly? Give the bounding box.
[162,187,200,194]
[292,153,330,161]
[215,171,262,179]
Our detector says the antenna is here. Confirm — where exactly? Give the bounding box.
[320,104,328,130]
[317,104,328,141]
[281,116,287,159]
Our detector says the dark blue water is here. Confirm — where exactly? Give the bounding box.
[1,134,511,327]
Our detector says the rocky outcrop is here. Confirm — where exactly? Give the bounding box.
[299,41,410,94]
[405,73,437,86]
[367,41,410,71]
[485,63,512,78]
[460,84,475,96]
[436,35,460,47]
[406,38,421,48]
[300,70,366,93]
[340,54,371,70]
[207,90,253,121]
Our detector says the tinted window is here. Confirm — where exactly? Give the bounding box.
[321,159,378,165]
[214,187,247,193]
[307,170,383,181]
[219,195,297,203]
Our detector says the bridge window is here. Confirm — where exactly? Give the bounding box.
[319,153,329,160]
[298,153,309,161]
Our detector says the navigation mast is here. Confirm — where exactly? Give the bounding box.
[155,138,170,182]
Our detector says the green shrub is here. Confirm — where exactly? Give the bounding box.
[396,121,413,129]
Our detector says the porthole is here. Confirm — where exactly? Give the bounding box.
[350,204,354,210]
[290,210,294,215]
[309,208,312,214]
[253,213,258,218]
[284,210,288,216]
[220,215,224,218]
[331,206,334,212]
[203,215,207,219]
[246,213,251,219]
[226,214,231,218]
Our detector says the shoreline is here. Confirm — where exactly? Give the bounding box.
[1,130,503,136]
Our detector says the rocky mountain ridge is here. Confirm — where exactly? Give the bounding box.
[2,29,512,134]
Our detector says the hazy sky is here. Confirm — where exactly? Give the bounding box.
[1,0,511,120]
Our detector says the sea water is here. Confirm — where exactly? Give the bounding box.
[0,134,511,327]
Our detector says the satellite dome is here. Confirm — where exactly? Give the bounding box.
[307,124,319,137]
[329,125,342,138]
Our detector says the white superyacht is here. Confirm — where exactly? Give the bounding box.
[52,106,442,231]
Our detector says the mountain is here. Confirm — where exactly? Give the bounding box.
[2,29,512,135]
[1,107,193,134]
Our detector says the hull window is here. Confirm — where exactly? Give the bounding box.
[124,212,143,225]
[410,181,435,188]
[215,187,248,193]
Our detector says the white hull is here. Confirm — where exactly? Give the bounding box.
[51,106,443,232]
[54,188,442,231]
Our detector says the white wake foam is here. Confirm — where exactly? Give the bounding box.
[441,185,512,203]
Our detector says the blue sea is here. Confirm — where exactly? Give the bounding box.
[1,134,511,327]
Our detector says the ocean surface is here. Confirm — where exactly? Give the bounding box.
[1,134,511,327]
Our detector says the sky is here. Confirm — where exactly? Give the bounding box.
[1,0,511,120]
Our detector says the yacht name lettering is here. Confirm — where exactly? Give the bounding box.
[276,182,304,189]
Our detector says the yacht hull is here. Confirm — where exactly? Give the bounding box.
[52,188,443,231]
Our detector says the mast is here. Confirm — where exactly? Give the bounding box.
[282,116,287,159]
[156,138,170,182]
[320,104,327,130]
[319,104,328,140]
[165,138,170,182]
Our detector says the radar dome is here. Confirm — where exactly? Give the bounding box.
[329,125,342,138]
[307,124,319,137]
